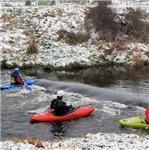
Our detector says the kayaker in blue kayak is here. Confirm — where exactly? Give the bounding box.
[10,68,24,85]
[50,90,74,116]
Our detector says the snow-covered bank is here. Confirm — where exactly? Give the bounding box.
[1,4,149,68]
[1,133,149,150]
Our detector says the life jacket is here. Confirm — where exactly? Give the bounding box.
[145,107,149,124]
[50,98,69,116]
[10,73,24,85]
[10,77,16,84]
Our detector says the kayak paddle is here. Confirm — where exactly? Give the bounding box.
[23,79,32,91]
[25,84,31,91]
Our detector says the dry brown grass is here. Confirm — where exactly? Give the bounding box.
[1,15,19,29]
[103,48,113,56]
[1,15,11,23]
[35,139,44,148]
[26,37,38,55]
[10,136,45,148]
[22,29,32,37]
[26,136,44,148]
[111,42,129,51]
[132,49,143,69]
[26,136,35,145]
[57,29,89,44]
[12,137,22,144]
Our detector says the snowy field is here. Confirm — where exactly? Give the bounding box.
[0,2,149,68]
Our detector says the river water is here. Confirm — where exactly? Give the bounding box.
[1,67,149,140]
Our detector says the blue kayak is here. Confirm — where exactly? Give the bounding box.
[0,79,37,90]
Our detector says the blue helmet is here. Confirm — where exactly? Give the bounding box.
[13,67,20,74]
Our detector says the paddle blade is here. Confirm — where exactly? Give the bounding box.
[26,85,31,91]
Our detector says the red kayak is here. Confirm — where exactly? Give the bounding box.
[145,107,149,123]
[29,106,95,122]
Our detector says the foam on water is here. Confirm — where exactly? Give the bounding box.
[37,79,149,106]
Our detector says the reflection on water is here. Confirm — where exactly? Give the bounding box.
[51,122,66,137]
[23,66,149,87]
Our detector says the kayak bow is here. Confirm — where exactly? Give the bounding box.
[119,116,149,129]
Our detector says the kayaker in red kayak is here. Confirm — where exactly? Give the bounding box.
[50,90,74,116]
[10,68,24,85]
[145,107,149,124]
